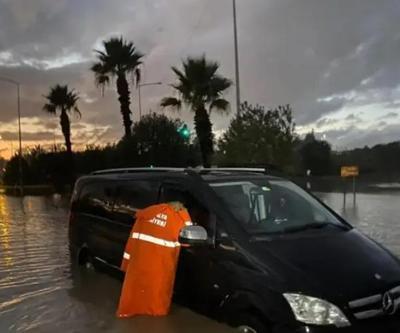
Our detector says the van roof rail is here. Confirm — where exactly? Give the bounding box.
[91,167,185,175]
[91,167,268,176]
[190,167,267,174]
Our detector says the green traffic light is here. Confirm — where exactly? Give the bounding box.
[182,128,190,138]
[178,124,190,139]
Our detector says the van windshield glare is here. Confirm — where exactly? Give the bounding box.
[210,179,347,235]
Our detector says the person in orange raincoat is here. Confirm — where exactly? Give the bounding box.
[117,202,193,318]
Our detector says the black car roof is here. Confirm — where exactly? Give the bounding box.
[201,173,282,182]
[75,168,284,189]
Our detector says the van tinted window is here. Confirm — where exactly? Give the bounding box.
[78,182,115,219]
[113,181,160,224]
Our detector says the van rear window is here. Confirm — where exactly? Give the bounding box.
[113,181,160,224]
[78,182,115,219]
[77,180,159,224]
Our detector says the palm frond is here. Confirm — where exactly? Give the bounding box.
[210,98,230,114]
[132,67,141,87]
[43,84,81,117]
[92,36,144,90]
[43,103,56,114]
[95,74,110,87]
[90,62,104,73]
[160,97,182,111]
[171,66,187,83]
[161,55,230,118]
[210,76,232,95]
[73,106,82,119]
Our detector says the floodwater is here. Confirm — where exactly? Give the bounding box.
[0,190,399,332]
[0,195,233,333]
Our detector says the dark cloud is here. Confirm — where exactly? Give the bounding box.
[379,111,399,119]
[0,0,400,153]
[384,102,400,110]
[315,117,337,128]
[345,113,363,123]
[295,97,347,124]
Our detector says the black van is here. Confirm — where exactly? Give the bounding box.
[69,168,400,333]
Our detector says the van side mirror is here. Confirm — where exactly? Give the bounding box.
[179,225,208,246]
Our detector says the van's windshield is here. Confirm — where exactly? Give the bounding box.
[210,179,348,235]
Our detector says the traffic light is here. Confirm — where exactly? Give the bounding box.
[177,124,190,139]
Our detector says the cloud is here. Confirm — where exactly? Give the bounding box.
[315,117,337,128]
[0,0,400,157]
[345,113,364,123]
[379,111,399,119]
[0,130,53,141]
[315,123,400,150]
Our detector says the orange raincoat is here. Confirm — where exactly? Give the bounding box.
[117,203,193,318]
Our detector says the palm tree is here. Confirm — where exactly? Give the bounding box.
[91,37,143,137]
[43,84,81,155]
[161,55,232,167]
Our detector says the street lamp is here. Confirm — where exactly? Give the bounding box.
[137,81,163,120]
[0,76,23,195]
[232,0,241,115]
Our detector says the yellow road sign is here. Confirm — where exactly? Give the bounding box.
[341,166,359,177]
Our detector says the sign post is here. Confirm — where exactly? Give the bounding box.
[341,166,359,206]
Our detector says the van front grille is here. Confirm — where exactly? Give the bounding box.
[348,286,400,320]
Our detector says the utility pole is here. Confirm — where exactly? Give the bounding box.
[0,76,23,195]
[232,0,241,115]
[17,83,23,195]
[138,82,163,120]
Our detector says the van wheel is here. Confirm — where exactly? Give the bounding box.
[236,313,270,333]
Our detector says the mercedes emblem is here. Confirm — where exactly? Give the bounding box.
[382,292,397,315]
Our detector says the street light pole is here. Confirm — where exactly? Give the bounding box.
[137,82,163,120]
[0,76,23,195]
[232,0,241,115]
[16,82,23,196]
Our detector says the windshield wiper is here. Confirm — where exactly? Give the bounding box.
[282,222,344,234]
[249,222,350,240]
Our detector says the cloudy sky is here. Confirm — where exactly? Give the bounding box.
[0,0,400,158]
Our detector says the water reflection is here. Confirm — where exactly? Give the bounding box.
[0,196,12,268]
[316,191,400,256]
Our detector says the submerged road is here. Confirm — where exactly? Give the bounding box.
[0,191,399,332]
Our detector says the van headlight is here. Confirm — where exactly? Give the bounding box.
[283,293,351,327]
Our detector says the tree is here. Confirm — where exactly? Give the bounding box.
[299,132,332,175]
[119,113,200,167]
[91,37,143,137]
[218,102,296,171]
[43,84,81,155]
[161,55,232,167]
[3,155,29,186]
